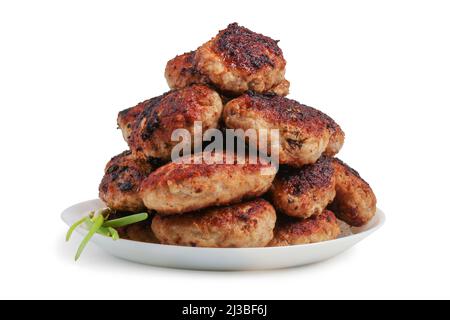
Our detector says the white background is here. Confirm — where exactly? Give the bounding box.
[1,0,449,299]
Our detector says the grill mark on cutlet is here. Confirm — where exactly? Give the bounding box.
[277,157,334,195]
[214,23,283,72]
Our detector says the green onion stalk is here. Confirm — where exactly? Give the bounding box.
[66,209,148,261]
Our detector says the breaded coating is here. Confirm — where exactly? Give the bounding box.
[165,51,211,90]
[129,85,223,161]
[270,156,336,219]
[223,93,344,167]
[329,158,377,226]
[117,100,146,142]
[140,153,276,215]
[152,199,276,248]
[99,151,153,212]
[269,210,340,246]
[195,23,289,96]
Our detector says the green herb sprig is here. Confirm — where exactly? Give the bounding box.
[66,209,148,261]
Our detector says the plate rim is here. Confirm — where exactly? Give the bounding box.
[61,198,385,252]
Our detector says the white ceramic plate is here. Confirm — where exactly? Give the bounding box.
[61,199,385,271]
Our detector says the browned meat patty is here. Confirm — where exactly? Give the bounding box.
[140,152,276,215]
[165,51,211,90]
[117,100,147,142]
[223,92,344,167]
[195,23,289,96]
[329,158,377,226]
[270,156,336,219]
[152,199,276,247]
[99,151,153,212]
[269,210,341,246]
[128,85,223,161]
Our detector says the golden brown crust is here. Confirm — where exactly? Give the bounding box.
[165,51,211,90]
[329,158,377,226]
[269,210,340,246]
[129,85,223,161]
[99,151,153,212]
[152,199,276,247]
[270,156,336,219]
[117,100,147,142]
[223,93,344,167]
[195,23,289,95]
[140,152,276,215]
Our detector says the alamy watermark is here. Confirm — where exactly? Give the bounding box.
[170,121,280,175]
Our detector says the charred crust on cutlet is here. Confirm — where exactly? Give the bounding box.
[277,156,334,195]
[240,93,339,132]
[133,85,213,143]
[142,113,160,140]
[106,164,119,174]
[326,119,339,132]
[286,138,304,149]
[213,23,283,72]
[118,103,146,127]
[108,150,132,164]
[118,107,132,117]
[333,158,370,186]
[110,166,129,181]
[118,181,134,192]
[100,166,141,193]
[157,199,270,228]
[245,90,276,98]
[179,51,202,77]
[138,95,167,141]
[146,156,166,168]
